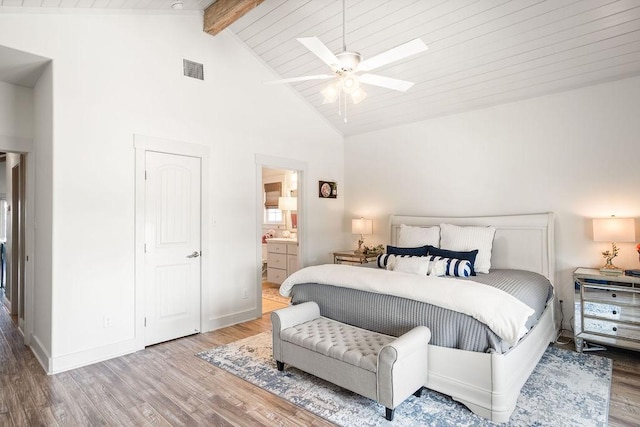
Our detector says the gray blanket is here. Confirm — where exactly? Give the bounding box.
[289,269,553,354]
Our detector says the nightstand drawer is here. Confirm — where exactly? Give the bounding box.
[583,318,640,341]
[583,286,638,306]
[584,301,640,324]
[267,252,287,268]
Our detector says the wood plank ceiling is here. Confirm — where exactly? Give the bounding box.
[2,0,640,136]
[230,0,640,136]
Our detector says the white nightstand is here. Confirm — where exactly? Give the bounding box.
[573,267,640,353]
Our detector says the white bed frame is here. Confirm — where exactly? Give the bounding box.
[390,213,557,423]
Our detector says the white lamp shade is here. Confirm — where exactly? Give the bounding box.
[593,217,636,242]
[352,218,373,235]
[278,197,297,211]
[351,87,367,104]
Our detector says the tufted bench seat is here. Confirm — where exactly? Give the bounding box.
[271,301,430,421]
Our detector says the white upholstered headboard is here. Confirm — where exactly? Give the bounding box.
[389,213,555,284]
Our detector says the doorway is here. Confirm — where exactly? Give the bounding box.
[259,166,301,314]
[12,156,26,329]
[134,134,210,349]
[0,153,27,333]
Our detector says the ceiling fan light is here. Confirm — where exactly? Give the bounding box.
[321,81,340,104]
[341,74,359,94]
[351,87,367,104]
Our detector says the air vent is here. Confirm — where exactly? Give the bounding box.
[183,59,204,80]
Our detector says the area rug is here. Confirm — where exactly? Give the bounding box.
[262,282,291,305]
[197,333,611,426]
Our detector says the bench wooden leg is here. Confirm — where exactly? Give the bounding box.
[385,407,394,421]
[276,361,284,371]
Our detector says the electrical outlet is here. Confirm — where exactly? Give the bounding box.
[103,315,112,328]
[242,288,249,299]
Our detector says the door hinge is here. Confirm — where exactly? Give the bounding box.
[144,317,147,327]
[144,170,147,180]
[144,243,147,253]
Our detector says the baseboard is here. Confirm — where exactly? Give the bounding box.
[50,338,143,374]
[30,334,53,374]
[39,308,259,374]
[204,307,261,332]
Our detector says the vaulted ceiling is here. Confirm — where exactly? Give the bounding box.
[2,0,640,136]
[230,0,640,135]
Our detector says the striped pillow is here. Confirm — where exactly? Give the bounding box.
[427,255,472,277]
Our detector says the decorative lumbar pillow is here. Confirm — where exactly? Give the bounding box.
[427,255,472,277]
[427,246,479,276]
[391,256,431,275]
[377,253,422,270]
[439,223,496,274]
[386,245,429,257]
[428,259,446,277]
[398,224,440,248]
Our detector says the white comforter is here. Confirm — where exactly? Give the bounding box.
[280,264,535,346]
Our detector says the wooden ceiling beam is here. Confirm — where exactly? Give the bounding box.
[203,0,265,36]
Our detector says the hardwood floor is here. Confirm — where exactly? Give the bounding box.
[0,305,332,426]
[261,282,289,314]
[1,303,638,426]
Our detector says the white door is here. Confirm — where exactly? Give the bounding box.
[144,151,201,346]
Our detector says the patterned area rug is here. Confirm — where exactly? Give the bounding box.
[197,333,611,427]
[262,282,291,305]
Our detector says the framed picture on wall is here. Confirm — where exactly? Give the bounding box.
[319,181,337,198]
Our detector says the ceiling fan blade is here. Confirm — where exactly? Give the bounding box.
[358,73,415,92]
[265,74,335,84]
[357,38,428,73]
[297,37,341,69]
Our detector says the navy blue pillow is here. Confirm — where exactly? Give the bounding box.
[386,245,429,257]
[426,246,479,276]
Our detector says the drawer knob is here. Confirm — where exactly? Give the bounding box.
[612,310,617,315]
[613,327,617,332]
[612,293,616,298]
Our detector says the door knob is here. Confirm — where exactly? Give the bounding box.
[186,251,200,258]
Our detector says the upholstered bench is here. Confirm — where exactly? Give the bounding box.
[271,301,431,421]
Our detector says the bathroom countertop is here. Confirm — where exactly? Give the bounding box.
[266,237,298,244]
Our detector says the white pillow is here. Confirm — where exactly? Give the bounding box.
[428,259,446,277]
[439,223,496,274]
[398,224,440,247]
[390,256,430,275]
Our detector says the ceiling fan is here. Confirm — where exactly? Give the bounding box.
[266,0,428,121]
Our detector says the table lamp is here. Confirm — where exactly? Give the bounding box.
[592,216,636,274]
[352,218,372,253]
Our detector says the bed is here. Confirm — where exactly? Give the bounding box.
[281,213,557,423]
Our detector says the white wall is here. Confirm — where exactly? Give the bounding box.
[0,12,343,372]
[345,76,640,329]
[0,80,33,139]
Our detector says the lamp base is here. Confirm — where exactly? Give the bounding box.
[355,234,365,254]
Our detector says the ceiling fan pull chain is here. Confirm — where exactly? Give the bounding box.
[344,94,348,123]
